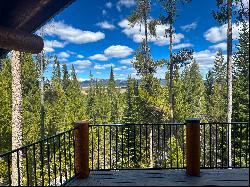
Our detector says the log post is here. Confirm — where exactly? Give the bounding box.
[74,121,90,179]
[186,118,200,176]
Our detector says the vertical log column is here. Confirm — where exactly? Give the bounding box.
[74,121,90,179]
[186,118,200,176]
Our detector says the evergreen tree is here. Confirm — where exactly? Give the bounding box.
[233,23,249,121]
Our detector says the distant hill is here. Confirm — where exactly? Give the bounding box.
[80,79,166,88]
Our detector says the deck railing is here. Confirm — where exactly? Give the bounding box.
[0,127,78,186]
[0,121,249,186]
[89,122,249,171]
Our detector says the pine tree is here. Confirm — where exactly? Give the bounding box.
[62,64,70,91]
[152,0,193,122]
[233,23,249,121]
[181,60,206,120]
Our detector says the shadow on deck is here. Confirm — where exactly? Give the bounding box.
[67,169,249,186]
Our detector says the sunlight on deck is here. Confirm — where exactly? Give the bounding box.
[67,168,249,186]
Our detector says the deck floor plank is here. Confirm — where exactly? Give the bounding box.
[67,169,249,186]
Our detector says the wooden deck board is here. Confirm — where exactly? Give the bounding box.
[67,169,249,186]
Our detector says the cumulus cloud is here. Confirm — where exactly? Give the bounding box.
[209,42,227,51]
[104,45,133,58]
[42,21,105,44]
[114,66,128,71]
[204,23,245,43]
[193,50,218,73]
[181,22,198,32]
[119,58,135,65]
[117,0,136,11]
[118,19,184,46]
[94,63,115,70]
[173,43,193,49]
[44,40,66,53]
[89,54,108,61]
[96,21,116,30]
[72,60,92,69]
[58,52,70,58]
[77,55,84,59]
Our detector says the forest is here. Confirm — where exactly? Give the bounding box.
[0,0,249,186]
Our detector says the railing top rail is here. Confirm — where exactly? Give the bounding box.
[200,122,249,125]
[0,126,78,158]
[89,123,185,127]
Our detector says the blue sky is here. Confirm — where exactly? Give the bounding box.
[39,0,247,81]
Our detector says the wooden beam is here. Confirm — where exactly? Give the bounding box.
[0,26,43,54]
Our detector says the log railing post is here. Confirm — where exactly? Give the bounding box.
[74,121,90,179]
[186,118,200,176]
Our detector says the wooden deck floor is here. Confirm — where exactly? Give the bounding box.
[67,168,249,186]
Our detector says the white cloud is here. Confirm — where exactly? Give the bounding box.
[89,54,108,61]
[204,23,244,43]
[193,50,218,72]
[42,21,105,44]
[104,45,133,58]
[44,40,66,53]
[119,58,135,65]
[77,55,84,59]
[117,0,136,11]
[96,21,116,30]
[209,42,227,51]
[58,52,70,58]
[181,22,198,32]
[118,19,184,46]
[114,66,128,71]
[102,10,107,16]
[106,2,112,8]
[173,43,193,49]
[94,63,114,70]
[72,60,92,69]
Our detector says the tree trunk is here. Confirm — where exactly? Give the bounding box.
[11,51,22,186]
[227,0,233,167]
[40,51,45,140]
[169,23,174,123]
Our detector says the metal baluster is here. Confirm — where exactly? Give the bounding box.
[210,123,212,168]
[33,144,37,186]
[63,133,67,181]
[109,126,112,169]
[203,124,206,167]
[240,123,242,167]
[222,123,224,168]
[146,124,148,165]
[122,126,124,168]
[68,131,72,179]
[116,126,118,169]
[53,137,56,186]
[25,148,29,186]
[40,142,44,186]
[47,139,50,186]
[176,124,178,168]
[134,124,136,168]
[7,154,11,186]
[139,124,142,165]
[128,125,130,168]
[17,151,21,186]
[104,126,106,170]
[158,125,160,168]
[58,135,62,185]
[170,124,172,168]
[97,125,100,170]
[91,126,94,170]
[216,123,218,168]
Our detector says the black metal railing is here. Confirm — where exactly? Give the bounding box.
[200,122,249,168]
[89,122,249,171]
[89,123,186,170]
[0,127,78,186]
[0,122,249,186]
